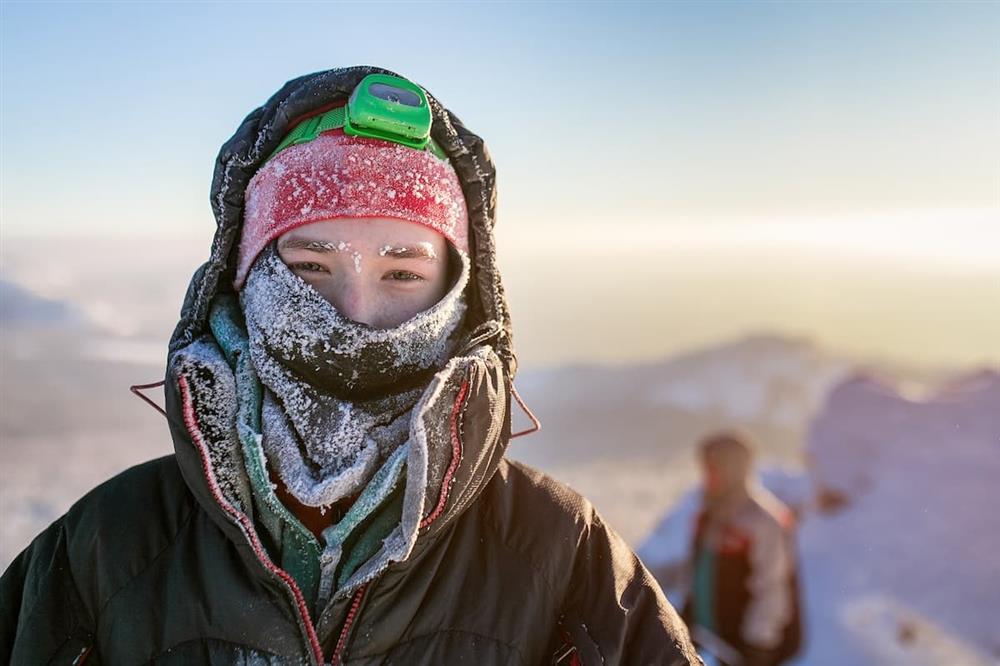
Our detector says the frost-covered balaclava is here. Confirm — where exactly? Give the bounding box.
[236,115,471,509]
[240,245,468,507]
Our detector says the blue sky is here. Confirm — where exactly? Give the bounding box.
[2,1,997,238]
[2,1,998,367]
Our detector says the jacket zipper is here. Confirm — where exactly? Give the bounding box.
[328,376,468,663]
[331,583,369,665]
[326,376,468,665]
[180,372,473,664]
[178,374,325,665]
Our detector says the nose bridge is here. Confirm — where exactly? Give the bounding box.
[329,273,375,326]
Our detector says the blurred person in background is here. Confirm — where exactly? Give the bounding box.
[1,66,699,665]
[682,431,803,666]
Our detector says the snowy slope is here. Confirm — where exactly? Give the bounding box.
[507,335,849,543]
[0,279,171,568]
[0,279,90,329]
[640,370,1000,665]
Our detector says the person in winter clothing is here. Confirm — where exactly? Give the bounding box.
[1,66,701,665]
[682,432,802,666]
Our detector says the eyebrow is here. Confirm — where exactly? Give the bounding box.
[277,237,350,253]
[379,244,439,262]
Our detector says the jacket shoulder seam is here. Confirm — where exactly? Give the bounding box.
[93,499,198,625]
[477,468,580,602]
[481,511,561,601]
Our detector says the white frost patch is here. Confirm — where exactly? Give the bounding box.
[378,242,438,260]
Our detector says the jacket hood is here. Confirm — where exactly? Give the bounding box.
[161,67,519,626]
[167,64,515,375]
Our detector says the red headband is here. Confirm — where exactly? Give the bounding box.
[235,129,469,289]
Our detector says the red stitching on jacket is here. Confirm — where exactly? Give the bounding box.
[419,379,469,530]
[72,645,92,665]
[554,625,583,666]
[178,374,325,666]
[331,583,368,665]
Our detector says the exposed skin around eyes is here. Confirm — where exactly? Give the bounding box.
[276,217,451,329]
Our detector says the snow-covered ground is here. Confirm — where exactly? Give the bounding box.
[3,260,997,664]
[641,371,1000,665]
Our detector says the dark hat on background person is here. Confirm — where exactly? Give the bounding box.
[699,430,756,463]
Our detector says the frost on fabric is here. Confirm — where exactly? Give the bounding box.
[416,345,496,522]
[171,292,506,609]
[237,132,468,287]
[332,348,499,602]
[315,444,409,611]
[170,337,253,512]
[243,244,469,387]
[173,240,509,607]
[239,244,470,509]
[258,387,418,509]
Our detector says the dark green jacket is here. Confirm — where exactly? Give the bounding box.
[1,66,700,665]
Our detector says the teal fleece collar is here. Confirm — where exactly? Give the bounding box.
[208,294,406,618]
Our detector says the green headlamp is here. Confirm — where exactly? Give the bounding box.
[266,74,445,162]
[344,74,431,149]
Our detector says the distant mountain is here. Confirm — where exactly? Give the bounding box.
[0,279,164,440]
[0,279,89,329]
[0,278,170,569]
[640,369,1000,665]
[512,334,851,462]
[807,369,1000,502]
[0,275,167,366]
[507,334,852,543]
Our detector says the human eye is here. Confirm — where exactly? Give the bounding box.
[384,270,425,282]
[289,262,328,273]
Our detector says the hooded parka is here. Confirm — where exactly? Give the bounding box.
[1,66,700,666]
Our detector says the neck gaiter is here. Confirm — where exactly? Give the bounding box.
[239,243,469,508]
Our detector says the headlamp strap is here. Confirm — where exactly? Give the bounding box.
[266,75,447,163]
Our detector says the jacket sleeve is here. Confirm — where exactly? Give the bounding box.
[552,512,703,666]
[741,515,793,649]
[0,517,98,664]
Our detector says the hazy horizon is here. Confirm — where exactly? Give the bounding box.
[4,2,998,371]
[2,223,997,373]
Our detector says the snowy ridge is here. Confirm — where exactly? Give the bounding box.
[640,370,1000,665]
[509,335,849,543]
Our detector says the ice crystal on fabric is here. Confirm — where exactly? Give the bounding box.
[239,244,470,508]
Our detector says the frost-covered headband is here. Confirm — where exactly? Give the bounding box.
[234,117,469,290]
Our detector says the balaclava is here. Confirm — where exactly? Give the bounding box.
[236,110,471,510]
